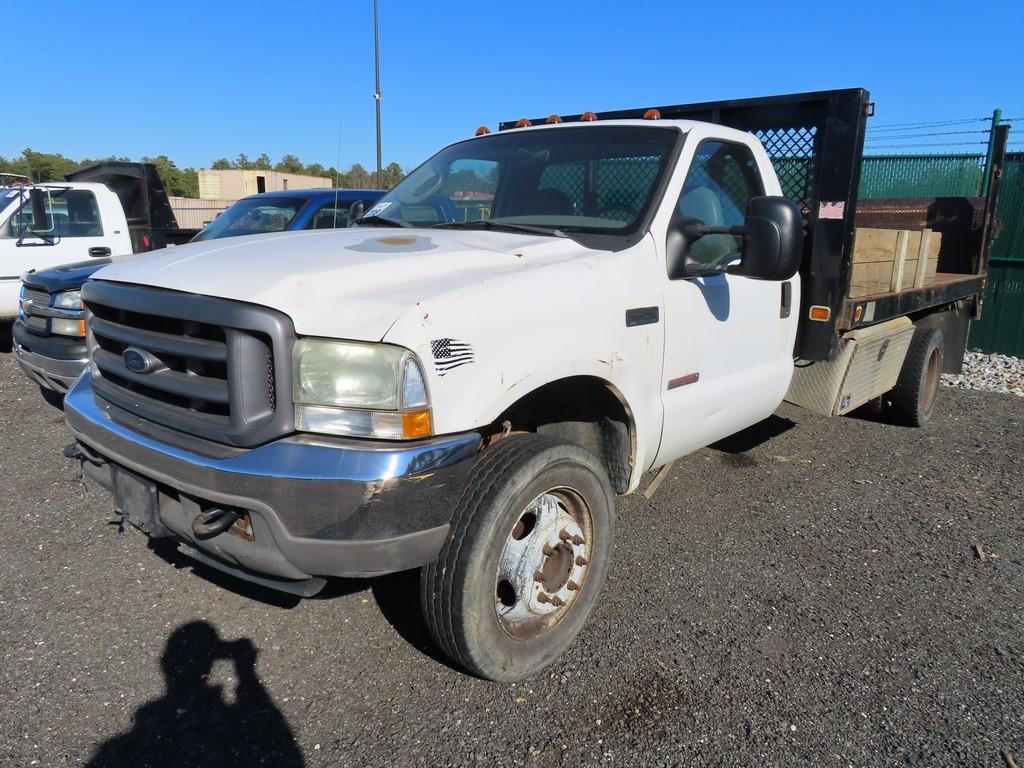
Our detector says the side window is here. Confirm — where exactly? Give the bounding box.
[2,190,103,238]
[307,203,350,229]
[676,141,763,265]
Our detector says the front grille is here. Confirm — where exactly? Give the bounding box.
[21,287,51,335]
[23,287,49,307]
[82,282,295,447]
[25,314,48,332]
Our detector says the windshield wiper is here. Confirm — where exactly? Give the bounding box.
[431,220,567,238]
[354,214,412,228]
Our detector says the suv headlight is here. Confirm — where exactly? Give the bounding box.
[292,338,431,440]
[53,290,82,309]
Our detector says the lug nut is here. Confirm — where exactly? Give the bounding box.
[537,592,551,604]
[575,555,588,566]
[533,569,545,582]
[559,528,573,542]
[567,580,580,591]
[571,534,584,546]
[550,595,566,607]
[543,544,555,556]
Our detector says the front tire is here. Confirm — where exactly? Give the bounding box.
[420,434,615,682]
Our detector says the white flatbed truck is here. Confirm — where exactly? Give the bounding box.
[62,89,1007,680]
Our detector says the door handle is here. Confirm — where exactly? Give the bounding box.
[780,281,792,318]
[88,247,111,258]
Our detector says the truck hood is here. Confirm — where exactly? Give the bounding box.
[91,228,592,340]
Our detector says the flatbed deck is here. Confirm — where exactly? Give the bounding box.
[839,272,984,331]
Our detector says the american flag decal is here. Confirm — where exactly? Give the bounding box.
[430,338,475,376]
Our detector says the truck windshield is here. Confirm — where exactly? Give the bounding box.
[364,125,679,236]
[192,196,309,242]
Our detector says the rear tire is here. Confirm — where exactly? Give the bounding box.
[420,434,615,682]
[887,326,943,427]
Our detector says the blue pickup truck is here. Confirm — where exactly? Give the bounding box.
[14,188,384,399]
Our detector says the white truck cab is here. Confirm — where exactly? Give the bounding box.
[62,89,1002,681]
[0,183,132,317]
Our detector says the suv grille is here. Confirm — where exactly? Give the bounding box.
[83,282,295,447]
[21,287,52,333]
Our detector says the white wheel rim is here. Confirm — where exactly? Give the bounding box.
[495,488,592,636]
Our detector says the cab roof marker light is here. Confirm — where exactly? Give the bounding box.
[579,111,598,122]
[475,126,491,136]
[545,114,563,124]
[514,118,532,128]
[643,108,662,120]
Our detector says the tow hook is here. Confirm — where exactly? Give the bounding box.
[191,508,242,540]
[63,440,104,466]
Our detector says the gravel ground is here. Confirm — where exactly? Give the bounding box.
[0,346,1021,768]
[943,351,1024,397]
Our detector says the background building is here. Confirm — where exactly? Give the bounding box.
[197,169,331,200]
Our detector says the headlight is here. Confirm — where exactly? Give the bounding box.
[53,290,82,309]
[292,339,431,440]
[50,318,86,337]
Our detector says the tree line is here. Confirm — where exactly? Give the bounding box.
[0,149,405,197]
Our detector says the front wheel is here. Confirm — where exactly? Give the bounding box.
[420,434,615,681]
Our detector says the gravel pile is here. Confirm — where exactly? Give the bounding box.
[942,351,1024,397]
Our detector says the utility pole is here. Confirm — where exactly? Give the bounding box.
[373,0,382,189]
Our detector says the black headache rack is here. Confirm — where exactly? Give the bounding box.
[65,162,199,251]
[504,89,1003,362]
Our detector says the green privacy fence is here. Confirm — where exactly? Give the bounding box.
[857,151,1024,356]
[860,154,987,198]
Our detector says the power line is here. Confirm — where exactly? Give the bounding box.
[867,117,988,129]
[866,129,990,139]
[866,141,989,149]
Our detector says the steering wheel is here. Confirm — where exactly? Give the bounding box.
[592,204,639,222]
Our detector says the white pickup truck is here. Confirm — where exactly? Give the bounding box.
[62,89,1005,681]
[1,162,196,322]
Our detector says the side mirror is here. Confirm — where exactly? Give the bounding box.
[735,196,803,280]
[666,195,802,281]
[347,200,368,227]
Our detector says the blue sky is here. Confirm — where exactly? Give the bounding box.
[7,0,1023,171]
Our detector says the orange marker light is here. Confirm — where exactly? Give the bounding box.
[77,319,87,337]
[809,305,831,321]
[514,118,532,128]
[402,409,432,439]
[643,108,662,120]
[475,125,490,136]
[545,114,563,124]
[580,111,598,122]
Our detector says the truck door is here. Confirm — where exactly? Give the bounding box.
[654,137,799,466]
[4,188,114,272]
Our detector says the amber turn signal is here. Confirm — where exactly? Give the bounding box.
[402,409,432,439]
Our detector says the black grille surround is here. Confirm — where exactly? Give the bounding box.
[82,281,296,448]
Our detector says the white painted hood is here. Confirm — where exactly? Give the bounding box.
[91,228,591,340]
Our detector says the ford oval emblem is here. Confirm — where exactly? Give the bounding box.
[123,347,159,374]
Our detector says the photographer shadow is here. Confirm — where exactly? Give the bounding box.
[87,621,304,768]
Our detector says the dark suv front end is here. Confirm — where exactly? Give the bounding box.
[13,260,104,394]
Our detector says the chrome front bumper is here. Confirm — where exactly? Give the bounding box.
[64,372,481,586]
